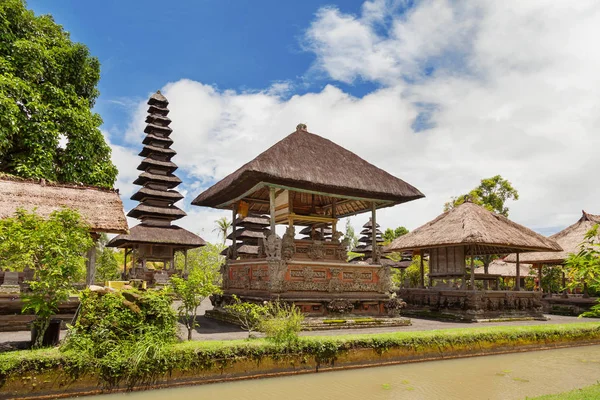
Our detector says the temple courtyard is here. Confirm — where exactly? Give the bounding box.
[0,298,586,347]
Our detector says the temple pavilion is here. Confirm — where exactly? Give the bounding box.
[505,211,600,293]
[385,199,562,321]
[108,92,205,281]
[192,123,424,316]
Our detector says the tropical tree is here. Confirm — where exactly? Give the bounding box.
[175,242,225,285]
[213,217,232,244]
[95,233,120,283]
[0,0,117,187]
[444,175,519,280]
[170,260,222,340]
[444,175,519,216]
[383,226,409,245]
[343,218,359,253]
[0,208,92,347]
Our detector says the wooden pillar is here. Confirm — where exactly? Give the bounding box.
[371,202,378,263]
[123,248,129,279]
[561,269,567,297]
[470,250,475,290]
[583,282,589,298]
[331,198,337,234]
[269,187,276,234]
[184,249,188,274]
[85,244,97,286]
[537,265,543,293]
[515,252,521,291]
[419,251,425,288]
[231,203,238,260]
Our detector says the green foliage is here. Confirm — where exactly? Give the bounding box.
[95,233,120,283]
[444,175,519,216]
[2,323,600,390]
[170,258,222,340]
[528,383,600,399]
[0,208,91,347]
[392,256,429,288]
[259,301,304,344]
[213,217,232,244]
[383,226,409,245]
[343,218,359,253]
[61,289,177,387]
[565,225,600,294]
[175,242,225,285]
[0,0,117,186]
[224,295,268,338]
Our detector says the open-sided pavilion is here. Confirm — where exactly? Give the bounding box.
[192,123,424,316]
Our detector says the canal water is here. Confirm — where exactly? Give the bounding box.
[96,345,600,400]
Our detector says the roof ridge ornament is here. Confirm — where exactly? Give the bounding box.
[296,123,308,132]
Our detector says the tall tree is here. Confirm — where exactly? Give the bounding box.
[444,175,519,282]
[343,218,359,252]
[0,208,92,347]
[0,0,117,187]
[213,217,232,244]
[383,226,409,245]
[444,175,519,216]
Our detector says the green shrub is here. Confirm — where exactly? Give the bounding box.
[259,301,304,344]
[61,288,177,386]
[224,295,268,338]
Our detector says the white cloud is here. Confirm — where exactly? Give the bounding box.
[107,0,600,243]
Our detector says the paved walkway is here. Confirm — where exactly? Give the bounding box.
[0,297,590,346]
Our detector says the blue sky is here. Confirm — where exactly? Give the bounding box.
[24,1,600,242]
[28,0,377,128]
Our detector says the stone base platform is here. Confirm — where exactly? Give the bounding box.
[542,295,598,316]
[398,288,547,323]
[205,308,411,331]
[211,292,405,318]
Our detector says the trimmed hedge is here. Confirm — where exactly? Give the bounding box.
[1,322,600,391]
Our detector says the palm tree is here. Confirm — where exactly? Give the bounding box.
[213,217,232,244]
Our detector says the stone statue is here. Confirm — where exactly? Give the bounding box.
[281,226,296,260]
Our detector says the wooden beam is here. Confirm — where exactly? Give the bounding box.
[420,253,425,288]
[269,187,276,233]
[515,252,521,291]
[232,203,238,260]
[371,202,378,263]
[470,248,475,290]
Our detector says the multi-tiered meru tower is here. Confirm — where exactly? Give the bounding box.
[108,91,205,277]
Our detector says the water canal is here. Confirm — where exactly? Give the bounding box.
[93,345,600,400]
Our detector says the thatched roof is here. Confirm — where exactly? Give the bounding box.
[505,211,600,264]
[107,224,205,248]
[0,176,127,234]
[476,259,532,277]
[385,201,562,255]
[192,125,424,217]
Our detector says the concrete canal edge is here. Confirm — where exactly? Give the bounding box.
[2,331,600,399]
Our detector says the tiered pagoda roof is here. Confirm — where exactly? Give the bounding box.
[299,224,332,241]
[352,218,384,255]
[108,91,204,249]
[223,214,270,256]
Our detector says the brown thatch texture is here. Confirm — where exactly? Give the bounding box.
[192,127,424,215]
[107,224,205,248]
[0,177,127,233]
[476,259,532,277]
[385,201,562,255]
[504,211,600,264]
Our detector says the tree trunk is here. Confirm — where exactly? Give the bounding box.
[187,327,193,341]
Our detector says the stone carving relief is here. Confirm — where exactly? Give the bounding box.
[327,299,354,314]
[265,233,282,260]
[308,241,325,260]
[281,226,296,260]
[376,266,392,293]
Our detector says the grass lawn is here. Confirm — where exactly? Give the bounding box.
[528,383,600,399]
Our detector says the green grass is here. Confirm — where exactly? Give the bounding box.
[1,322,600,390]
[528,383,600,399]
